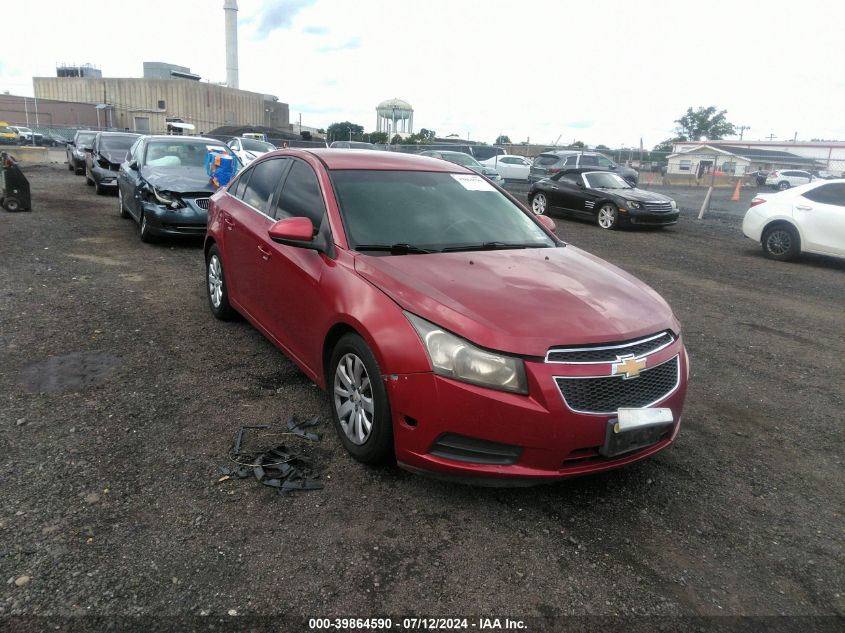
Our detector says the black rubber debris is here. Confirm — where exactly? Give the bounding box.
[219,416,324,495]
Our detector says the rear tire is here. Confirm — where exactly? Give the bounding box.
[94,180,104,195]
[762,224,800,261]
[3,197,21,212]
[329,334,394,465]
[531,192,547,215]
[117,189,130,218]
[777,181,790,191]
[67,160,74,171]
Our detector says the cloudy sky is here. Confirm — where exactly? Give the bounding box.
[2,0,843,147]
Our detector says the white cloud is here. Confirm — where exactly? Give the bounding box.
[1,0,842,147]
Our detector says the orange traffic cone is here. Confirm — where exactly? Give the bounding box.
[731,178,742,201]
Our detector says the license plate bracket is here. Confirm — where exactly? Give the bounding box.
[599,408,673,458]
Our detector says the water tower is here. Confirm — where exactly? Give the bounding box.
[376,98,413,136]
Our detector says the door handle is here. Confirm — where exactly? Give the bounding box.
[795,205,812,211]
[257,245,272,260]
[550,185,560,190]
[223,215,235,229]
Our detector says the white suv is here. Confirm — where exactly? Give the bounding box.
[742,180,845,261]
[764,169,812,191]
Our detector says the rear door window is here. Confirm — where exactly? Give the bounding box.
[563,155,578,166]
[535,155,559,166]
[240,158,288,214]
[580,155,599,167]
[801,184,845,207]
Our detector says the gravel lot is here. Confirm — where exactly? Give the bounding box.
[1,164,843,630]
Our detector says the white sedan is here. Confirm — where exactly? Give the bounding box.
[480,155,532,181]
[742,180,845,261]
[226,137,276,166]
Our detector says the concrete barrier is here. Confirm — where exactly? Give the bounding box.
[2,146,50,162]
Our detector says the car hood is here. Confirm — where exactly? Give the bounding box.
[596,188,673,203]
[100,150,129,165]
[354,246,676,356]
[141,167,218,194]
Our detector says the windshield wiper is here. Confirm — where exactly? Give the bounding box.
[355,243,438,255]
[441,241,551,253]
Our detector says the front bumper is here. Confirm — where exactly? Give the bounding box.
[142,198,209,237]
[624,209,679,226]
[91,165,120,187]
[388,339,688,483]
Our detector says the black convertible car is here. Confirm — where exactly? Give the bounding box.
[528,170,678,230]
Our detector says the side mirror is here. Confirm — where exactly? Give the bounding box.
[576,180,584,188]
[537,215,556,232]
[268,217,315,243]
[129,160,139,171]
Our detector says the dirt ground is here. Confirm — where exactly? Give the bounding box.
[0,164,843,631]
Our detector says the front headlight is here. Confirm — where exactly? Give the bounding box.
[405,312,528,394]
[670,200,677,209]
[627,200,641,209]
[146,186,184,209]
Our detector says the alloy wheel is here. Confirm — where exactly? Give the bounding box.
[531,193,547,215]
[765,228,791,256]
[208,255,223,308]
[333,353,374,445]
[597,204,618,229]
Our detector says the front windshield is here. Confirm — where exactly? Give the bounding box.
[77,132,97,147]
[442,153,480,168]
[331,170,555,252]
[585,172,630,189]
[144,140,233,168]
[241,138,275,152]
[100,135,138,151]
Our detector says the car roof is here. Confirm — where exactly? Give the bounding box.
[270,148,473,172]
[143,135,228,144]
[95,131,141,137]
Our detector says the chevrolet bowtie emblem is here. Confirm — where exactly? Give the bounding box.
[612,355,646,379]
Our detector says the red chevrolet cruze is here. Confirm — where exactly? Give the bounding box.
[204,149,688,483]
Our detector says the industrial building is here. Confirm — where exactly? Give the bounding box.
[29,0,289,136]
[33,76,289,134]
[0,93,99,128]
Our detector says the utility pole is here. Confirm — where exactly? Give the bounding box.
[766,133,776,141]
[737,125,750,140]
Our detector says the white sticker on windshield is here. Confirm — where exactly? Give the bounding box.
[451,174,495,191]
[206,145,227,152]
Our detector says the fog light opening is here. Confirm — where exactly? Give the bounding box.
[403,415,418,428]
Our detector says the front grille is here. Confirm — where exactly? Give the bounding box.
[555,356,679,414]
[193,198,210,210]
[642,201,673,212]
[546,331,674,364]
[429,434,522,465]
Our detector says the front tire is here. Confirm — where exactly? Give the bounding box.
[206,245,237,320]
[762,224,800,261]
[139,211,157,243]
[85,167,94,186]
[531,192,547,215]
[329,334,394,465]
[597,203,620,230]
[777,181,790,191]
